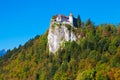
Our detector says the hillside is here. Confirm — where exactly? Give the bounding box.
[0,15,120,80]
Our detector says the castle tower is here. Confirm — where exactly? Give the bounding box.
[69,13,73,26]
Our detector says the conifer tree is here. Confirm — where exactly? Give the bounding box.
[77,15,81,28]
[85,18,91,26]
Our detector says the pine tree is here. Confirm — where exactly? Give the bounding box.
[77,15,81,28]
[85,18,91,26]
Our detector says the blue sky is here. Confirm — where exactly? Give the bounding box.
[0,0,120,50]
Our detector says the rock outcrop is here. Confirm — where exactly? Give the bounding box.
[48,22,77,53]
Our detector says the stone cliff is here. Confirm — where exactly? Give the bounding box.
[48,22,77,53]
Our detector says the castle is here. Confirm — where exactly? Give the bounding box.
[52,13,76,26]
[48,13,77,53]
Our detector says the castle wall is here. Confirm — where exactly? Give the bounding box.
[55,14,74,26]
[69,16,73,25]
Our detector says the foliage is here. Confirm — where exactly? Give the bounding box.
[77,15,82,28]
[0,19,120,80]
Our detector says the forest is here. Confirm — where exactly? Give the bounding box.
[0,17,120,80]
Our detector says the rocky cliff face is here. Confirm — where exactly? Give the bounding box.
[48,22,77,53]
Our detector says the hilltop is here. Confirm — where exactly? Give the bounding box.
[0,14,120,80]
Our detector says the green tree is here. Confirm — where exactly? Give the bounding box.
[108,45,116,54]
[96,71,109,80]
[88,50,99,61]
[85,18,92,26]
[78,69,96,80]
[110,53,120,67]
[77,15,81,28]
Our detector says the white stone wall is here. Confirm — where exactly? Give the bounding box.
[56,16,61,22]
[69,16,73,25]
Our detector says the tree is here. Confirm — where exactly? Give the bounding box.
[76,69,96,80]
[108,45,116,54]
[96,71,109,80]
[114,69,120,80]
[110,52,120,67]
[77,15,81,28]
[117,24,120,35]
[85,18,92,26]
[98,37,110,53]
[88,50,99,61]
